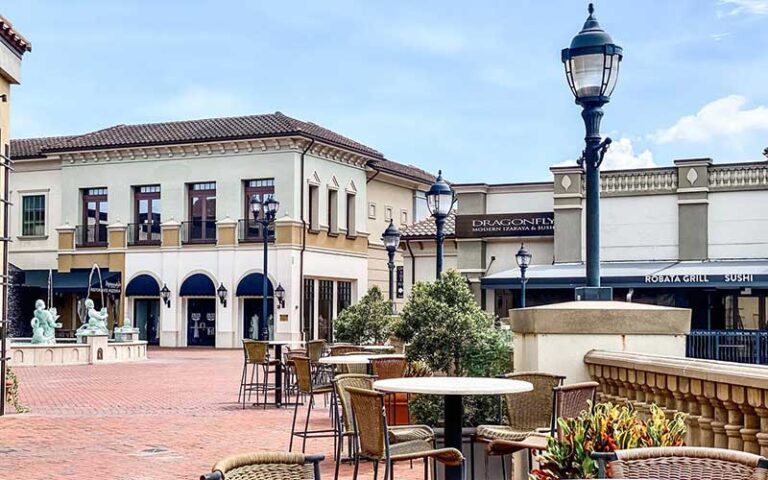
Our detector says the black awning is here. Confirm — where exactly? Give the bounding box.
[22,269,122,294]
[236,272,273,297]
[179,273,216,297]
[125,274,160,297]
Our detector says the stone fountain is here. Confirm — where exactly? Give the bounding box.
[30,299,61,345]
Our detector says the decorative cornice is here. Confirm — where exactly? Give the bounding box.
[55,136,370,169]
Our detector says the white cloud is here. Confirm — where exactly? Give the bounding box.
[652,95,768,144]
[719,0,768,15]
[552,138,656,171]
[139,86,252,120]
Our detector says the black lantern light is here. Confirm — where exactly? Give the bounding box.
[275,283,286,309]
[515,243,532,308]
[217,283,228,308]
[381,219,402,311]
[425,170,455,279]
[160,283,171,308]
[562,3,622,301]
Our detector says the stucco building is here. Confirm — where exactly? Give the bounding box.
[403,159,768,332]
[9,113,432,347]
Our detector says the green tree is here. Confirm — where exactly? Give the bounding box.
[334,286,393,345]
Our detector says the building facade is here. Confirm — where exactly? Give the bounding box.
[9,113,432,347]
[403,159,768,332]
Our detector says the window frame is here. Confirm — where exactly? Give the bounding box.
[186,181,217,243]
[81,187,109,245]
[18,190,49,238]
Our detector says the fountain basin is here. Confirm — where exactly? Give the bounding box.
[8,336,147,366]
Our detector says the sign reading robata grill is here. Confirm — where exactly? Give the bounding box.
[455,212,555,238]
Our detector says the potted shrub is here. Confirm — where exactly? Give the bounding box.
[532,402,687,479]
[334,286,393,345]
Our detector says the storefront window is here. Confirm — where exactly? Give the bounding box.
[337,281,352,314]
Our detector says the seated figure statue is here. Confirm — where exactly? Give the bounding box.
[76,298,109,336]
[30,299,60,344]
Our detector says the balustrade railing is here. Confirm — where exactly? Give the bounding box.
[237,219,275,243]
[585,350,768,457]
[600,168,678,196]
[687,330,768,365]
[181,220,217,244]
[710,164,768,190]
[127,222,161,246]
[75,224,107,247]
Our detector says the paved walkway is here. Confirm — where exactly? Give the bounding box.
[1,348,422,479]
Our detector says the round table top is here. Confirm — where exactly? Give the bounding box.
[359,345,396,351]
[267,340,305,346]
[317,353,405,365]
[373,377,533,396]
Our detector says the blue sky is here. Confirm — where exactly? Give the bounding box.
[5,0,768,183]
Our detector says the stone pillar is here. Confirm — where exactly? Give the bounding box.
[509,301,690,383]
[107,222,127,249]
[550,166,583,264]
[84,334,109,364]
[160,219,181,248]
[675,158,712,261]
[216,217,238,246]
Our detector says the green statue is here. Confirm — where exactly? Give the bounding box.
[30,299,60,344]
[76,298,109,336]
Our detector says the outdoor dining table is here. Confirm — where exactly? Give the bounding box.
[358,345,396,353]
[317,353,405,376]
[267,340,304,407]
[373,376,533,480]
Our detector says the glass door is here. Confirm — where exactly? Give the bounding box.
[188,182,216,242]
[187,298,216,346]
[318,280,334,342]
[82,188,108,244]
[135,185,161,243]
[134,299,160,345]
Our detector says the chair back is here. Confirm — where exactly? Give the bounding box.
[333,374,376,433]
[370,357,406,380]
[284,350,305,366]
[243,340,269,364]
[330,345,363,356]
[597,447,768,479]
[552,381,598,437]
[292,356,313,394]
[347,386,388,460]
[201,451,325,480]
[306,340,326,362]
[500,372,565,432]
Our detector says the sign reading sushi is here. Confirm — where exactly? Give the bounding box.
[455,212,555,238]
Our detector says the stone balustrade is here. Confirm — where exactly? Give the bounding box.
[584,350,768,456]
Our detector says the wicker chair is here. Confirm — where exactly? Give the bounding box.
[370,357,407,425]
[486,381,599,476]
[239,340,281,409]
[593,447,768,479]
[289,356,339,455]
[200,452,325,480]
[347,386,464,480]
[284,349,307,404]
[330,345,364,356]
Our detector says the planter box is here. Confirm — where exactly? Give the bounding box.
[432,427,509,480]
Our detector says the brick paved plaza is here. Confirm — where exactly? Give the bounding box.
[1,348,422,480]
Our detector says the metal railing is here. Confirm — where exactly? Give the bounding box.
[181,219,217,244]
[686,329,768,365]
[237,219,275,243]
[75,224,108,247]
[127,222,161,246]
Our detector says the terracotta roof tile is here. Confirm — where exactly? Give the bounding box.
[43,112,383,158]
[370,159,436,184]
[0,16,31,55]
[402,211,456,239]
[11,136,77,159]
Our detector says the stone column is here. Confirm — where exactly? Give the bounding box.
[216,217,238,246]
[698,396,715,448]
[550,166,583,263]
[160,219,181,248]
[675,158,712,261]
[107,221,127,249]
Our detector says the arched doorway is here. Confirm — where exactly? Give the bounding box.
[125,274,160,345]
[236,272,274,340]
[180,273,217,347]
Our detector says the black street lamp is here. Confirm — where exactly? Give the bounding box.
[251,193,280,340]
[515,243,532,308]
[382,219,402,313]
[425,170,455,279]
[217,283,228,308]
[160,283,171,308]
[562,3,622,300]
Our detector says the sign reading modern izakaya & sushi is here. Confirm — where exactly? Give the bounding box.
[455,212,555,239]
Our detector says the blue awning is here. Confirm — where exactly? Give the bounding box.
[179,273,216,297]
[236,272,273,297]
[22,269,122,294]
[126,274,160,297]
[482,260,768,290]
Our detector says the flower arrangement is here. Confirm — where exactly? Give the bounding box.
[532,402,686,479]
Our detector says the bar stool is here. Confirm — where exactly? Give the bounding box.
[240,340,280,409]
[289,356,339,455]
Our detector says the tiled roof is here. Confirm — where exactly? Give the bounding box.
[0,16,31,56]
[11,136,77,159]
[402,211,456,239]
[42,112,384,158]
[370,159,436,184]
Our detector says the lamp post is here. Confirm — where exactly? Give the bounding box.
[251,193,279,340]
[515,243,532,308]
[382,219,402,313]
[562,3,622,300]
[425,170,455,279]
